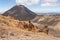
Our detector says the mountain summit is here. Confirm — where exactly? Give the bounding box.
[3,5,37,21]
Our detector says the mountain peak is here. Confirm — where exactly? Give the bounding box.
[3,5,37,21]
[14,5,25,8]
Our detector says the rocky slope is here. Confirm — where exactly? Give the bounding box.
[0,29,60,40]
[32,14,60,26]
[32,14,60,37]
[0,15,60,40]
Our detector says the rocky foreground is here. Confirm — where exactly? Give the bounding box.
[0,28,60,40]
[0,15,60,40]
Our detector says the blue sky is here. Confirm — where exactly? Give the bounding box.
[0,0,60,13]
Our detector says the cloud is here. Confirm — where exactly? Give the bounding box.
[44,0,57,3]
[16,0,40,6]
[41,0,59,6]
[41,2,58,6]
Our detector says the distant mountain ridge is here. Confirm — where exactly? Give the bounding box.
[3,5,37,21]
[37,12,60,15]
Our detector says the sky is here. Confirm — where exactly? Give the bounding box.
[0,0,60,14]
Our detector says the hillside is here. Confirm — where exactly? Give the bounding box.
[32,14,60,26]
[32,14,60,37]
[0,15,60,40]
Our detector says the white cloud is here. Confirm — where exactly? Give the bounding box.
[41,2,58,6]
[16,0,40,6]
[41,0,59,6]
[44,0,57,3]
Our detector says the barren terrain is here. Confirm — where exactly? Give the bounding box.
[0,14,60,40]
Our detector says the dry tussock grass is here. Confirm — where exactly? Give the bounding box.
[0,15,48,34]
[0,15,37,32]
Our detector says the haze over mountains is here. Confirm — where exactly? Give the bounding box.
[3,5,37,21]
